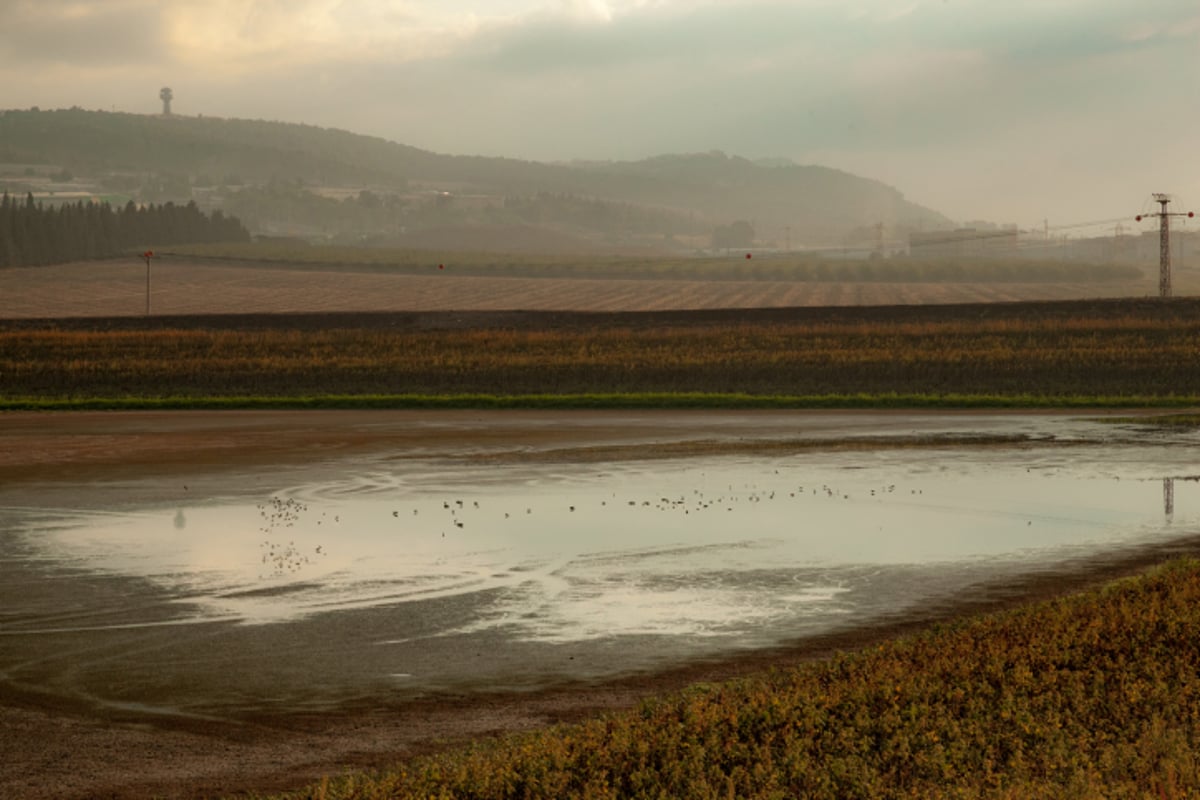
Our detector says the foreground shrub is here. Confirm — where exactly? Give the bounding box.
[269,558,1200,799]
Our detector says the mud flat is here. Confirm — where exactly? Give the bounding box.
[2,409,1199,799]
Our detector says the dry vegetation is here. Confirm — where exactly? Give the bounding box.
[4,298,1200,403]
[262,558,1200,800]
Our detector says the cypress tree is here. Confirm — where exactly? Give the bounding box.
[0,194,249,267]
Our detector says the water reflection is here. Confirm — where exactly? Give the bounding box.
[9,448,1196,641]
[1162,476,1200,522]
[3,432,1200,713]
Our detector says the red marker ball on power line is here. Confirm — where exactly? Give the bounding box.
[745,253,752,259]
[438,264,444,270]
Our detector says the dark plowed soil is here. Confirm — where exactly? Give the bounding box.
[4,296,1200,333]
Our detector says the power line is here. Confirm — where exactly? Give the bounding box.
[1046,216,1134,233]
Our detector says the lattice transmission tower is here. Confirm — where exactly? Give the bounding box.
[1136,194,1194,298]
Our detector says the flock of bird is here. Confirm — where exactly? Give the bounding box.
[253,476,927,579]
[257,496,327,577]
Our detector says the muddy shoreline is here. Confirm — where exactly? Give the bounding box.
[7,542,1196,800]
[2,408,1195,799]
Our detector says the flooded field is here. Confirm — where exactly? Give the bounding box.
[1,411,1198,721]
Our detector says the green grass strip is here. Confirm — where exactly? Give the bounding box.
[3,393,1200,412]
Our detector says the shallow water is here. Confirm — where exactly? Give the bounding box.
[1,413,1198,717]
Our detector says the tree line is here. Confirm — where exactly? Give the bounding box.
[0,192,250,268]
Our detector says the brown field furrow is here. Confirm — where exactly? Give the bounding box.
[756,283,802,306]
[803,285,836,306]
[639,283,704,310]
[460,279,545,310]
[0,259,1184,319]
[828,284,856,305]
[596,286,654,310]
[590,286,660,311]
[965,284,1019,303]
[719,282,776,309]
[870,284,916,305]
[880,285,918,304]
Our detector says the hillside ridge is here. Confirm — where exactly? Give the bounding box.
[0,107,951,251]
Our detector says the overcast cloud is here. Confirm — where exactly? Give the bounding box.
[2,0,1197,228]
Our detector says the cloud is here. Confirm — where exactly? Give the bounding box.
[0,0,171,68]
[0,0,1196,223]
[158,1,459,72]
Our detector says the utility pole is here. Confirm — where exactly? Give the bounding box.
[141,250,155,315]
[1137,194,1194,298]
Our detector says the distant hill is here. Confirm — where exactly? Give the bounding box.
[0,107,952,252]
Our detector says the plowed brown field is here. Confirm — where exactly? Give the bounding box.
[0,258,1181,318]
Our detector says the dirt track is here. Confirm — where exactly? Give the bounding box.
[9,295,1200,334]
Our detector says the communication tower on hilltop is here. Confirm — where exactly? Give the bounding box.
[160,87,173,116]
[1136,194,1194,298]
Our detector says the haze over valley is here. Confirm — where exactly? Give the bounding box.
[2,0,1196,254]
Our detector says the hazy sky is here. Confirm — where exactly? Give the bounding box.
[3,0,1198,229]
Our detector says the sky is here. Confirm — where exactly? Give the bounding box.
[2,0,1198,229]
